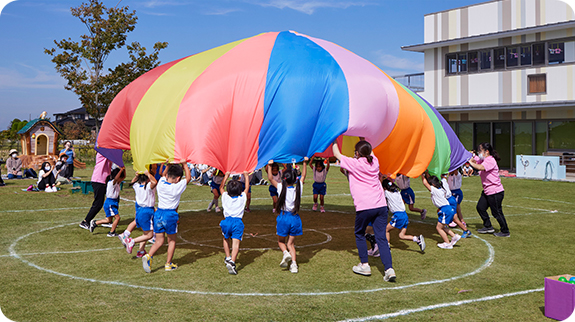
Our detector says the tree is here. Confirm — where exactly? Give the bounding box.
[45,0,168,133]
[7,119,28,141]
[60,120,90,141]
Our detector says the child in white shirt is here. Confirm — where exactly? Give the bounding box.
[90,167,125,237]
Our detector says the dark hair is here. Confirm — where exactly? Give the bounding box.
[477,142,501,162]
[382,178,399,192]
[167,164,183,180]
[427,175,443,189]
[275,168,301,214]
[108,167,121,182]
[355,140,373,164]
[130,173,149,187]
[315,160,324,170]
[41,161,51,171]
[270,163,279,171]
[227,180,243,197]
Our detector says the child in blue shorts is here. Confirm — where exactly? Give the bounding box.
[267,158,308,273]
[207,168,224,212]
[142,162,191,273]
[447,169,468,231]
[395,174,427,220]
[123,170,157,257]
[310,159,329,213]
[267,163,283,213]
[90,166,125,237]
[382,179,425,252]
[422,174,464,249]
[218,171,250,275]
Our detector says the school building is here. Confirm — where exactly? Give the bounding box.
[402,0,575,172]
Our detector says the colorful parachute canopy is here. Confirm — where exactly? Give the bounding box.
[98,30,471,177]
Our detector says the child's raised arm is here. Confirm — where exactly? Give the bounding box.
[113,167,126,185]
[220,172,230,195]
[243,171,250,194]
[421,174,432,192]
[332,141,343,161]
[182,161,192,184]
[325,159,330,172]
[130,174,139,185]
[267,161,279,188]
[145,170,158,189]
[301,157,308,184]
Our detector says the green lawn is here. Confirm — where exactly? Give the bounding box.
[1,165,574,321]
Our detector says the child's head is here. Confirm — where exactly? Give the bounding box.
[427,175,443,189]
[382,178,399,192]
[59,154,68,162]
[315,160,325,171]
[166,164,183,183]
[137,173,149,184]
[108,167,121,182]
[41,161,51,172]
[226,179,243,197]
[270,163,280,175]
[354,140,373,164]
[282,168,297,185]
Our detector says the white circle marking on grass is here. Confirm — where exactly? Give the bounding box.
[9,222,495,296]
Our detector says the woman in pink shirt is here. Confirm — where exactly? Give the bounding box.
[332,140,396,282]
[468,142,510,237]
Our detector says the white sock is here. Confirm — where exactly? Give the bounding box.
[413,236,418,242]
[124,231,131,237]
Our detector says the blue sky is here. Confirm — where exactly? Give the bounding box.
[0,0,482,130]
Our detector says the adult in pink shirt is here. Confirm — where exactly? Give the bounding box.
[468,142,510,237]
[332,140,396,282]
[79,152,112,230]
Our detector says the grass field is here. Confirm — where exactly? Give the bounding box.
[1,165,574,321]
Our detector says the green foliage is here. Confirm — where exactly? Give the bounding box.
[5,118,28,141]
[44,0,168,132]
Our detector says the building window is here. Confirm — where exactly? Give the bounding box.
[549,121,575,150]
[548,42,564,64]
[457,53,467,72]
[480,50,491,70]
[520,45,531,66]
[528,74,546,94]
[468,52,479,72]
[507,46,519,67]
[447,54,457,74]
[494,48,505,70]
[532,43,545,65]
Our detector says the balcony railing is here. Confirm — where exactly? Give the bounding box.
[392,73,424,92]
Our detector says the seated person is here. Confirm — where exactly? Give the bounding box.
[38,161,57,192]
[6,149,23,179]
[55,154,71,184]
[462,162,474,177]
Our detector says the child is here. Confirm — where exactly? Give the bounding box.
[218,171,250,275]
[90,166,126,237]
[310,159,330,212]
[37,161,57,192]
[383,179,425,252]
[447,169,467,230]
[122,170,157,258]
[395,174,427,220]
[332,140,396,282]
[142,162,191,272]
[462,162,474,177]
[421,174,462,249]
[267,163,283,212]
[267,158,308,274]
[207,168,225,212]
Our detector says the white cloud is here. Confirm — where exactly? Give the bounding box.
[202,7,241,15]
[250,0,373,15]
[373,51,424,74]
[0,64,66,89]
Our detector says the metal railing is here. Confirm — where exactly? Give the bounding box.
[392,73,424,92]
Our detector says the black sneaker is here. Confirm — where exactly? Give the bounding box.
[365,233,376,249]
[225,259,237,275]
[493,232,510,237]
[477,227,495,234]
[79,221,89,230]
[107,231,119,237]
[89,220,97,233]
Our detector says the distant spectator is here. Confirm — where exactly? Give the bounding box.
[6,149,23,179]
[38,161,57,192]
[0,158,5,186]
[462,162,474,177]
[55,154,71,184]
[60,141,76,179]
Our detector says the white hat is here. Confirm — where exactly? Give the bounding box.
[9,149,18,155]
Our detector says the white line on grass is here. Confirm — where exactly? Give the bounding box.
[9,222,495,297]
[339,287,544,321]
[522,197,575,205]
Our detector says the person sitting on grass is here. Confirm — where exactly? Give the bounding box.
[142,162,191,273]
[37,161,57,192]
[6,149,23,179]
[122,170,158,258]
[54,154,71,185]
[383,179,425,253]
[90,166,126,237]
[218,171,250,275]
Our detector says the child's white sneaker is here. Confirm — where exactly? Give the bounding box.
[352,263,371,276]
[215,206,221,212]
[450,234,461,247]
[289,262,298,273]
[279,251,292,267]
[437,242,453,249]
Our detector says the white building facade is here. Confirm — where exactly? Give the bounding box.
[403,0,575,170]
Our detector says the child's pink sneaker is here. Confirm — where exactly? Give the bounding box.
[448,222,457,228]
[312,203,318,211]
[125,238,135,254]
[320,206,325,213]
[136,250,147,258]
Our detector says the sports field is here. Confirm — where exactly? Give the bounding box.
[1,165,574,321]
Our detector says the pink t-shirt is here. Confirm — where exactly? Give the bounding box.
[339,155,386,211]
[476,155,504,195]
[91,153,112,184]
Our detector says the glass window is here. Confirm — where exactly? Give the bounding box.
[532,43,545,65]
[494,48,505,69]
[458,123,473,151]
[548,42,565,64]
[507,46,519,67]
[468,52,478,72]
[494,122,511,169]
[514,122,533,158]
[480,50,491,70]
[549,121,575,149]
[565,41,575,63]
[446,54,457,74]
[474,123,491,150]
[520,46,531,66]
[535,121,547,155]
[457,53,467,73]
